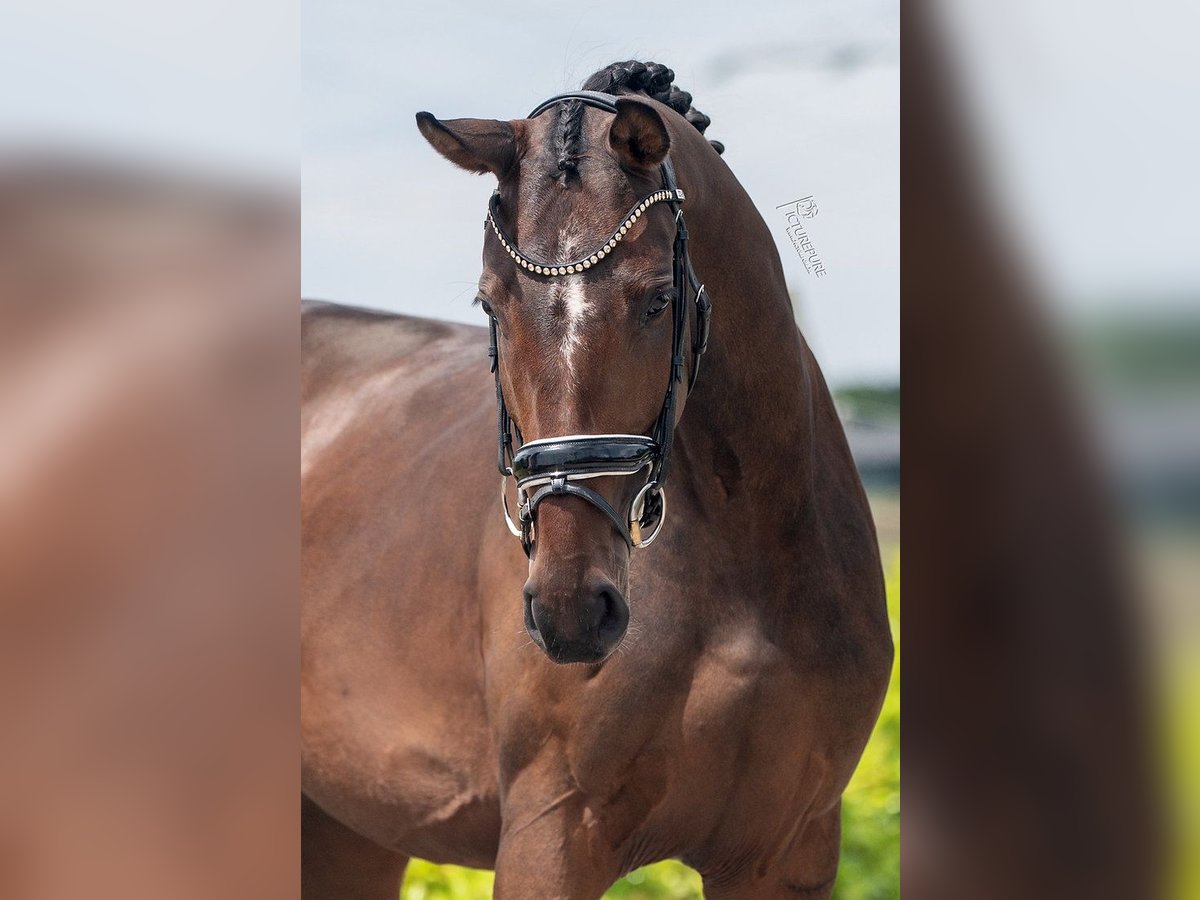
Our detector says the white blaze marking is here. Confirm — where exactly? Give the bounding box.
[560,276,589,369]
[555,223,590,373]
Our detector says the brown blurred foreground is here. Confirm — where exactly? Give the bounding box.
[0,161,298,900]
[902,4,1164,899]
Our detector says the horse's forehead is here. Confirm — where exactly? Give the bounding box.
[511,112,632,242]
[500,163,634,372]
[513,165,630,244]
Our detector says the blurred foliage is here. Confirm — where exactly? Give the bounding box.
[400,557,900,899]
[1167,643,1200,900]
[401,861,494,899]
[1076,315,1200,388]
[832,553,900,900]
[832,384,901,422]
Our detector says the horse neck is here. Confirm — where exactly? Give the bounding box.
[675,155,828,516]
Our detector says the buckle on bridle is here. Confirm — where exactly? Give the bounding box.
[500,475,523,538]
[629,481,666,548]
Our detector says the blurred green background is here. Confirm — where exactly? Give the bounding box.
[399,539,901,900]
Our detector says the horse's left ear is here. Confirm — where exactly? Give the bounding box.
[608,98,670,172]
[416,113,518,178]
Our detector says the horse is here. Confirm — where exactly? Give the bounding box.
[301,61,892,899]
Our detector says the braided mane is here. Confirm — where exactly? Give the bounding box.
[553,60,724,178]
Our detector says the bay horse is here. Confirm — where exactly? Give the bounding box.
[301,61,892,899]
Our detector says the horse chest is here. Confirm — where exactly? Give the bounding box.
[536,628,812,849]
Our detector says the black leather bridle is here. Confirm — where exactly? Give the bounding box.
[486,91,711,557]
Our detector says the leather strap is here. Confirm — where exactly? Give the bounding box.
[523,476,634,550]
[527,91,620,118]
[489,313,514,476]
[511,435,657,483]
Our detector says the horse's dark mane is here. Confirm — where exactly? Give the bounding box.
[552,60,724,178]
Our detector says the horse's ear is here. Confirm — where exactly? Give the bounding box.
[416,113,517,177]
[608,98,670,172]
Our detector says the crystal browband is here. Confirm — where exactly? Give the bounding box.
[486,187,685,277]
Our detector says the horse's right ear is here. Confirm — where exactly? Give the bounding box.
[416,113,517,178]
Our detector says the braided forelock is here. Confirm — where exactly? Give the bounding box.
[553,98,586,177]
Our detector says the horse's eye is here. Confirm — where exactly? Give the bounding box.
[646,289,673,319]
[477,298,494,317]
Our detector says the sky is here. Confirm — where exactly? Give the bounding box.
[300,0,901,387]
[934,0,1200,317]
[6,1,1189,388]
[0,0,298,182]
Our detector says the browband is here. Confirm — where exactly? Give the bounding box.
[486,187,684,277]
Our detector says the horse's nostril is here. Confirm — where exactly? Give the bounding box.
[593,583,629,644]
[524,590,545,637]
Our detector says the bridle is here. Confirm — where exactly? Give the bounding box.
[485,91,711,557]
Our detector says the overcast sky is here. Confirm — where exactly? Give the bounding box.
[301,0,900,387]
[6,1,1188,388]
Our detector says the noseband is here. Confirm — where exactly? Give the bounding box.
[487,91,712,557]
